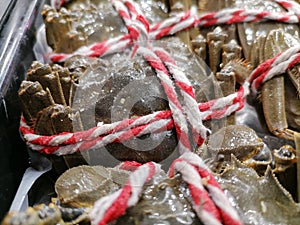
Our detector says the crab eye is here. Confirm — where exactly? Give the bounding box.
[273,145,296,171]
[277,147,293,158]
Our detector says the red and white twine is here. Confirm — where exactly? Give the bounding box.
[168,157,223,225]
[154,47,209,147]
[90,161,161,225]
[20,0,300,224]
[138,46,196,154]
[89,152,243,225]
[177,152,243,225]
[50,0,300,62]
[20,81,248,155]
[249,45,300,94]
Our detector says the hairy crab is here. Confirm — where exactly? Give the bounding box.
[197,0,300,140]
[198,124,297,177]
[1,204,65,225]
[18,0,264,171]
[1,202,92,225]
[3,154,300,225]
[20,27,245,167]
[1,165,130,225]
[42,0,169,53]
[1,162,205,225]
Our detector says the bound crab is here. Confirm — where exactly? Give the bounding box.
[188,0,300,140]
[20,0,255,169]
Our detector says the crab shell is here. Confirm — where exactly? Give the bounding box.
[206,125,264,161]
[55,165,129,208]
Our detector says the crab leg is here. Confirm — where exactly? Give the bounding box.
[216,66,236,125]
[191,34,207,60]
[18,81,53,124]
[27,61,67,106]
[260,29,300,140]
[288,67,300,95]
[261,75,295,140]
[261,76,294,140]
[207,27,227,74]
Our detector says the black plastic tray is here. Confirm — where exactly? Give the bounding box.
[0,0,47,219]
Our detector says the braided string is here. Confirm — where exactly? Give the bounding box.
[20,81,248,154]
[248,45,300,94]
[89,152,244,225]
[90,161,161,225]
[168,158,223,225]
[177,152,243,225]
[153,47,209,146]
[49,0,300,62]
[138,47,193,153]
[24,1,300,224]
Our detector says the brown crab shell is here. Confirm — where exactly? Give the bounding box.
[243,143,273,175]
[55,165,129,208]
[206,125,264,161]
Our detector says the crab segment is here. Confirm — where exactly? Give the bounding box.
[18,81,53,124]
[191,34,207,60]
[207,27,227,74]
[34,104,80,135]
[221,39,242,68]
[42,5,87,53]
[19,61,82,135]
[27,61,67,106]
[253,29,300,140]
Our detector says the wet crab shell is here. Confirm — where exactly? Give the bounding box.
[55,165,130,208]
[206,125,264,161]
